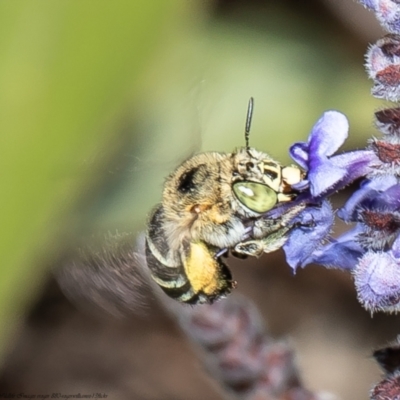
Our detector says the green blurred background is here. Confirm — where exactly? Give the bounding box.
[0,0,395,399]
[0,0,185,356]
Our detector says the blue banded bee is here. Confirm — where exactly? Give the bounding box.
[146,99,305,304]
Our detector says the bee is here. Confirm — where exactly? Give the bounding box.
[145,99,305,304]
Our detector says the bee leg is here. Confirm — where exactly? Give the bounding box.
[234,241,265,257]
[234,204,306,257]
[253,204,306,237]
[233,226,291,257]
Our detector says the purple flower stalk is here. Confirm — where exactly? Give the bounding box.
[284,109,400,313]
[270,0,400,316]
[177,294,324,400]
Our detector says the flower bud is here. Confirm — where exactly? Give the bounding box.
[354,250,400,313]
[366,35,400,100]
[371,371,400,400]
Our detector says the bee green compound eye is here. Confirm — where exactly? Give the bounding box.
[233,181,277,213]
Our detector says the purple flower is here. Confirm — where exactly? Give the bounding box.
[359,0,400,34]
[274,108,400,303]
[331,176,400,312]
[354,247,400,313]
[278,111,380,272]
[290,111,378,197]
[353,0,400,314]
[302,175,400,291]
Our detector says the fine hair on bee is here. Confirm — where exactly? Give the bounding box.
[145,98,305,305]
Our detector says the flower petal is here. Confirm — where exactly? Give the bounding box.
[391,234,400,260]
[375,183,400,210]
[290,111,378,198]
[308,111,349,158]
[283,201,334,272]
[357,0,378,11]
[307,160,346,197]
[309,150,379,198]
[305,225,365,270]
[289,111,348,170]
[338,176,398,221]
[289,142,309,170]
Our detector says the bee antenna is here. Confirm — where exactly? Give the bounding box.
[245,97,254,150]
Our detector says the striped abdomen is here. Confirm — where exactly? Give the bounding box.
[145,205,234,304]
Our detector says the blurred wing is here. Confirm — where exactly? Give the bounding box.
[56,233,155,317]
